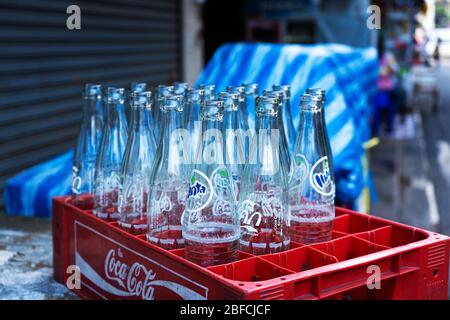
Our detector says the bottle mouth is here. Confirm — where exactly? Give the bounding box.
[131,82,147,93]
[256,96,279,117]
[262,90,284,109]
[174,82,190,95]
[201,100,224,121]
[187,88,204,103]
[106,87,125,104]
[161,94,184,112]
[82,83,102,99]
[218,92,239,111]
[300,93,323,111]
[306,88,326,98]
[243,83,259,95]
[272,84,291,98]
[130,91,152,108]
[158,85,175,97]
[198,84,216,101]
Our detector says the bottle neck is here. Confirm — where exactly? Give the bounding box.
[161,109,184,143]
[223,108,238,130]
[105,101,127,128]
[130,106,151,128]
[187,100,202,123]
[83,97,102,118]
[256,114,278,132]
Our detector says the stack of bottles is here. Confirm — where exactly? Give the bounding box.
[71,82,335,267]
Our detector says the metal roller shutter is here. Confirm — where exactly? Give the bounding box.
[0,0,182,208]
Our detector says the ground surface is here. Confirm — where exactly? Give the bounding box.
[0,61,449,300]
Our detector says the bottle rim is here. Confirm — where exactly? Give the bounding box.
[201,100,224,121]
[106,87,125,104]
[160,94,184,112]
[300,93,323,110]
[272,84,291,98]
[130,91,152,108]
[218,92,239,111]
[82,83,102,99]
[256,95,279,117]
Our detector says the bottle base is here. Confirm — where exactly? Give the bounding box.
[185,239,239,267]
[147,226,184,250]
[240,229,290,255]
[118,216,147,235]
[289,220,333,244]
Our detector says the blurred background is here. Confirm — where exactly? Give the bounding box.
[0,0,449,298]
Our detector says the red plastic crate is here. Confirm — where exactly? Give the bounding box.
[52,196,450,300]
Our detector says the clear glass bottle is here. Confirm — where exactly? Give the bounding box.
[72,84,103,210]
[289,93,335,244]
[185,88,204,165]
[239,95,290,255]
[118,91,157,235]
[93,87,128,221]
[244,83,259,131]
[263,90,291,168]
[273,85,296,157]
[219,92,245,200]
[147,94,189,250]
[183,100,239,267]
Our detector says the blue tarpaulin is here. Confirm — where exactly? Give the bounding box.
[3,43,379,217]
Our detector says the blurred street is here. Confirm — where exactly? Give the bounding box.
[371,59,450,236]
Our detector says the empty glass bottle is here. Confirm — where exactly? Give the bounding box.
[239,95,290,255]
[219,92,245,200]
[289,93,335,244]
[243,83,259,131]
[147,94,189,250]
[183,100,239,267]
[72,84,103,210]
[93,87,128,221]
[185,88,204,165]
[273,85,296,157]
[118,91,157,235]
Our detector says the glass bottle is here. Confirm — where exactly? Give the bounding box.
[72,84,103,210]
[185,88,204,165]
[118,91,157,235]
[239,95,290,255]
[147,94,189,250]
[273,85,296,157]
[289,93,335,244]
[243,83,259,131]
[93,87,128,221]
[263,90,291,168]
[182,100,239,267]
[219,92,245,200]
